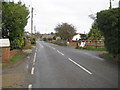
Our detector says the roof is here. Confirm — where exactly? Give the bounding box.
[0,39,10,47]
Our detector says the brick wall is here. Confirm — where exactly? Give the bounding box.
[67,41,104,47]
[10,50,21,59]
[2,47,10,62]
[67,42,78,47]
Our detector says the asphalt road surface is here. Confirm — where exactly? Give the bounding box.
[27,41,118,88]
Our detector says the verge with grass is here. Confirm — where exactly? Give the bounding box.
[10,55,21,63]
[76,46,106,51]
[99,53,119,63]
[2,51,28,69]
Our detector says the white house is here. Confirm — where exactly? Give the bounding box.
[72,34,81,41]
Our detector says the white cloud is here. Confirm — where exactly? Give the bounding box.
[13,0,119,34]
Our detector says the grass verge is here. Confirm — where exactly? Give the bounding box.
[10,55,21,63]
[2,52,28,69]
[99,53,119,63]
[27,45,33,49]
[76,46,106,51]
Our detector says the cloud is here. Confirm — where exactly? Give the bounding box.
[18,0,119,34]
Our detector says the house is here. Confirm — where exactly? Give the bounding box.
[41,34,55,41]
[72,34,81,41]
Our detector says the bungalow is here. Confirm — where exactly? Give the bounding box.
[72,34,81,41]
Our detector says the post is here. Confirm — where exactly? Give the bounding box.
[119,0,120,8]
[109,0,112,9]
[31,7,33,34]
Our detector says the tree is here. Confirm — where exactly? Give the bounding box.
[88,21,103,41]
[97,8,120,58]
[80,34,87,40]
[88,29,103,41]
[2,1,29,49]
[54,23,76,41]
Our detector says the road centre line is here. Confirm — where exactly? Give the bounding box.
[31,67,35,75]
[57,50,64,56]
[68,58,92,75]
[28,84,32,89]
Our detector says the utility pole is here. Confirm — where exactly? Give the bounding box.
[109,0,112,9]
[34,26,36,34]
[31,7,33,34]
[119,0,120,8]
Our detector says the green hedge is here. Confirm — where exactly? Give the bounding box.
[97,8,120,58]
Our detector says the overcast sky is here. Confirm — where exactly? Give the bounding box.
[13,0,119,34]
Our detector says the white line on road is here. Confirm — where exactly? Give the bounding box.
[31,67,35,75]
[33,53,36,63]
[57,50,64,56]
[33,62,35,66]
[51,47,56,50]
[26,64,28,69]
[28,84,32,89]
[68,58,92,75]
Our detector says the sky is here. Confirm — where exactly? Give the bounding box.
[12,0,119,34]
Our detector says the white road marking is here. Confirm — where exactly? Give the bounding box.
[68,58,92,75]
[31,67,35,75]
[28,84,32,89]
[26,64,28,69]
[33,62,35,66]
[57,50,64,56]
[33,53,36,63]
[84,52,104,61]
[36,48,37,52]
[51,47,56,50]
[39,43,44,48]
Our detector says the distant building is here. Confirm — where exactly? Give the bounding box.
[41,34,55,41]
[72,34,81,41]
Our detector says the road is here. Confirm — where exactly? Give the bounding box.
[27,41,118,88]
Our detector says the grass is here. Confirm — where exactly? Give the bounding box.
[99,53,119,63]
[2,51,28,69]
[28,45,33,49]
[76,46,106,51]
[10,55,21,62]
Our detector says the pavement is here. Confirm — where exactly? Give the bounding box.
[2,48,34,88]
[0,63,2,89]
[26,41,118,88]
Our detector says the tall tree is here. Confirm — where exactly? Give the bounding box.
[2,1,29,49]
[54,23,76,41]
[97,8,120,58]
[88,21,103,41]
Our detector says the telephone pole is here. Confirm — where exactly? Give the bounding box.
[31,7,33,34]
[34,26,36,34]
[119,0,120,8]
[109,0,112,9]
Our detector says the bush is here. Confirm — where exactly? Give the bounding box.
[31,37,36,44]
